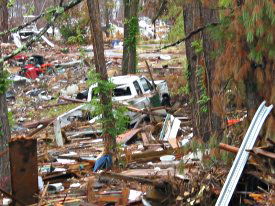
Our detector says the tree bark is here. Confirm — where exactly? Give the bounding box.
[201,4,223,139]
[122,0,139,74]
[122,0,130,75]
[0,0,9,42]
[183,1,213,141]
[87,0,116,154]
[104,0,111,38]
[0,63,11,193]
[128,0,139,74]
[244,70,262,120]
[0,0,11,192]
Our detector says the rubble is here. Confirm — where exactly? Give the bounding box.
[1,37,274,206]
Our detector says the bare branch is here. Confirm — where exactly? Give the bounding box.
[156,22,220,51]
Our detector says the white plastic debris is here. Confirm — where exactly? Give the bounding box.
[128,190,143,202]
[91,139,103,143]
[160,155,175,163]
[3,198,12,205]
[70,183,81,188]
[137,144,144,150]
[38,93,52,101]
[147,162,153,165]
[181,138,190,146]
[182,150,204,163]
[56,159,76,164]
[12,33,22,48]
[38,176,44,191]
[61,84,79,96]
[159,54,171,60]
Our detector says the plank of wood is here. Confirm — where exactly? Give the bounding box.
[141,132,149,146]
[121,168,177,177]
[117,128,142,144]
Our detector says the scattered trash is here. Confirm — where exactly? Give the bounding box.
[3,17,274,206]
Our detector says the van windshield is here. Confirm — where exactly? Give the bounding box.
[92,85,132,98]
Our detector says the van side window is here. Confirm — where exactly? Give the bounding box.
[140,78,149,92]
[133,81,143,95]
[140,77,153,92]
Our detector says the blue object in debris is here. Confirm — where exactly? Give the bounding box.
[93,154,112,172]
[111,40,120,48]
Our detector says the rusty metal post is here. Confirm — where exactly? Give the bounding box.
[9,138,38,205]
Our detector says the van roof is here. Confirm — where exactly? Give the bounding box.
[110,75,141,85]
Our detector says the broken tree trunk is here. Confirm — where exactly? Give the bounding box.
[87,0,116,154]
[9,138,38,205]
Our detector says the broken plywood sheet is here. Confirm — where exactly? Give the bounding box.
[121,168,194,180]
[117,128,142,144]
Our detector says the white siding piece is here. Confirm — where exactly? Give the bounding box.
[216,101,273,206]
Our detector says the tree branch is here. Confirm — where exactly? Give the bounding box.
[152,0,168,24]
[156,22,220,51]
[0,13,44,37]
[0,0,81,37]
[0,0,83,64]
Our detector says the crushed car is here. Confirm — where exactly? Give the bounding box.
[54,75,170,146]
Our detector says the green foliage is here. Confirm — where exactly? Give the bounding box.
[191,40,203,54]
[8,111,14,127]
[60,25,77,41]
[7,0,16,8]
[87,70,129,138]
[0,70,11,95]
[241,0,275,63]
[24,3,35,16]
[163,1,184,42]
[196,66,210,113]
[0,111,14,137]
[182,64,190,95]
[178,160,185,174]
[60,47,69,54]
[0,123,2,137]
[166,12,184,42]
[57,11,89,44]
[67,26,86,45]
[124,16,139,49]
[219,0,232,8]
